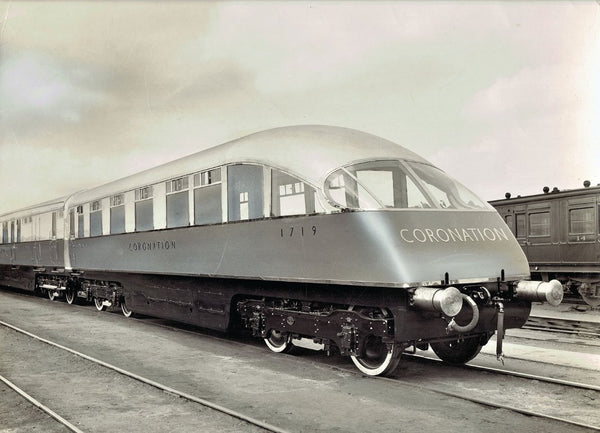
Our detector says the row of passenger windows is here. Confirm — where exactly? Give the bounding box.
[504,206,597,238]
[0,212,59,244]
[67,165,322,239]
[0,165,320,244]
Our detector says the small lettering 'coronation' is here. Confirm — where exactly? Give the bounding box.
[129,240,176,252]
[399,227,509,243]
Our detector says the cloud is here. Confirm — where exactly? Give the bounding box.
[0,50,115,136]
[463,65,584,123]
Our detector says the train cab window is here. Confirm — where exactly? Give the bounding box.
[1,222,6,244]
[90,201,102,237]
[326,162,432,210]
[569,207,594,234]
[271,169,316,217]
[529,212,550,237]
[135,186,154,231]
[407,162,488,210]
[228,164,264,221]
[166,177,189,228]
[193,168,222,225]
[110,194,126,234]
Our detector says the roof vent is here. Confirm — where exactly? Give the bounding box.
[551,187,560,193]
[543,186,550,193]
[584,180,591,188]
[505,192,511,199]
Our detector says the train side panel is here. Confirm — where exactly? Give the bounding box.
[67,210,528,288]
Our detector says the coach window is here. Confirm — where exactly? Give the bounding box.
[135,186,154,231]
[90,201,102,237]
[110,194,126,234]
[228,164,264,221]
[569,207,594,235]
[515,214,526,238]
[529,212,550,237]
[167,177,189,228]
[194,168,222,225]
[76,206,84,238]
[51,212,57,239]
[271,169,316,216]
[504,215,515,235]
[1,222,6,243]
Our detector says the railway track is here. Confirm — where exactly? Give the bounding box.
[524,314,600,338]
[0,320,287,433]
[133,315,600,431]
[1,289,598,433]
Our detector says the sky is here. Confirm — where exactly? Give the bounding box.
[0,1,599,215]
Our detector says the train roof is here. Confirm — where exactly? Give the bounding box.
[70,125,431,205]
[489,184,600,206]
[0,196,68,220]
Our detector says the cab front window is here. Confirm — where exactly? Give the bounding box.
[324,160,489,211]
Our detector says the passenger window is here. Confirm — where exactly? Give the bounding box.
[77,206,84,238]
[194,168,222,225]
[569,207,594,234]
[227,165,264,221]
[90,201,102,237]
[110,194,125,234]
[166,177,189,228]
[51,212,57,239]
[135,186,154,231]
[271,169,316,217]
[529,212,550,237]
[515,214,526,238]
[1,222,6,243]
[504,215,514,235]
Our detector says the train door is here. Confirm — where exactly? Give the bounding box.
[560,195,597,264]
[526,201,558,264]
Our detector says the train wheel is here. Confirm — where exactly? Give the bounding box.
[350,335,401,376]
[65,288,76,305]
[121,300,134,318]
[48,290,57,301]
[430,336,483,365]
[94,297,106,312]
[348,306,401,376]
[264,330,295,354]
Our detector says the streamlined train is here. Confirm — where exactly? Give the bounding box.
[491,183,600,307]
[0,125,562,376]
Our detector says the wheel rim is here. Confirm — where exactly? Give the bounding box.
[121,300,133,317]
[348,306,401,376]
[65,289,75,305]
[264,330,294,353]
[94,297,106,311]
[48,290,56,301]
[350,336,400,376]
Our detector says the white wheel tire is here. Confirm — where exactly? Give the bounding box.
[94,297,106,311]
[350,349,399,376]
[121,301,133,318]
